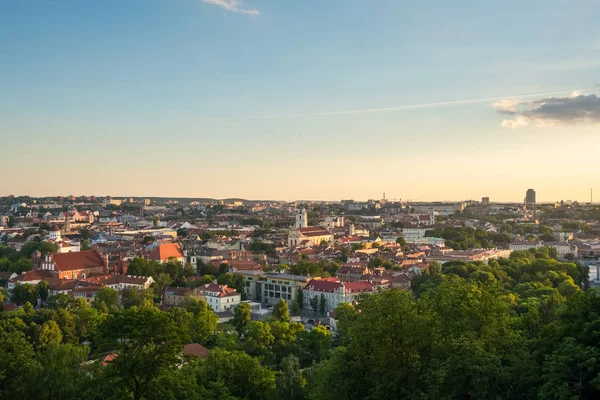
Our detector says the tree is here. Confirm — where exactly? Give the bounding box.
[27,344,91,400]
[121,287,155,309]
[0,319,35,398]
[540,337,600,400]
[272,299,290,323]
[244,321,275,357]
[192,348,276,400]
[95,306,187,400]
[37,280,49,304]
[47,293,75,309]
[276,355,307,400]
[93,287,119,311]
[11,283,38,305]
[297,324,332,365]
[232,302,251,334]
[184,297,218,344]
[270,321,304,365]
[319,294,326,316]
[396,236,407,246]
[310,296,318,313]
[39,320,63,348]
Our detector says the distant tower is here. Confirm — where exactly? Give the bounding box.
[295,208,308,229]
[482,197,490,205]
[525,189,536,205]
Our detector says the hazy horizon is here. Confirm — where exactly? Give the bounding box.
[2,0,599,202]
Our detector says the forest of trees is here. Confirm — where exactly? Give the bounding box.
[0,248,598,399]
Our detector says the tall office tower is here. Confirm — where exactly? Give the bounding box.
[525,189,536,205]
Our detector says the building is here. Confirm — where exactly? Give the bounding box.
[234,270,309,306]
[162,286,205,307]
[401,227,428,242]
[81,274,154,291]
[336,265,371,282]
[482,197,490,205]
[295,208,308,228]
[48,225,61,241]
[431,248,512,265]
[526,189,536,205]
[303,277,374,314]
[35,248,107,279]
[288,210,333,247]
[509,241,577,258]
[411,202,465,215]
[320,216,345,230]
[147,242,186,263]
[198,283,241,312]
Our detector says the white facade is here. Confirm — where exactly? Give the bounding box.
[295,209,308,229]
[509,241,578,258]
[199,284,241,312]
[401,228,428,242]
[49,229,61,241]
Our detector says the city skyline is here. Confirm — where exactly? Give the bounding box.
[2,0,600,201]
[1,189,597,205]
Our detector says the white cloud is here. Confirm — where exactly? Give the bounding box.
[492,99,521,113]
[203,0,260,15]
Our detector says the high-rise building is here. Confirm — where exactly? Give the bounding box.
[525,189,536,205]
[482,197,490,205]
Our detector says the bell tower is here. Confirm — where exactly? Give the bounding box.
[295,208,308,228]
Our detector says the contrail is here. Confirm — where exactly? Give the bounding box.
[224,87,596,120]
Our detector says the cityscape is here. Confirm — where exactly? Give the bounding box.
[1,190,600,398]
[3,0,600,399]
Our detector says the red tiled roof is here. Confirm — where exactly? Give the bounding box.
[149,243,185,261]
[45,278,79,291]
[199,283,238,297]
[101,353,118,367]
[2,303,17,312]
[183,343,210,359]
[80,274,151,286]
[52,250,105,272]
[305,278,343,293]
[11,269,55,282]
[342,281,374,293]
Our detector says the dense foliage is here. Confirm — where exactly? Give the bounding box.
[0,248,598,399]
[425,227,512,249]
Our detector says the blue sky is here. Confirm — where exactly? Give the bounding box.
[2,0,599,201]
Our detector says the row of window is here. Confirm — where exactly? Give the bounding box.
[264,291,292,300]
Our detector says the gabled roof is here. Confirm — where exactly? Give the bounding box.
[199,283,239,297]
[51,249,105,272]
[11,269,55,282]
[183,343,210,359]
[342,281,375,293]
[149,243,185,261]
[305,278,343,292]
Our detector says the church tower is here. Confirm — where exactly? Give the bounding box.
[295,208,308,228]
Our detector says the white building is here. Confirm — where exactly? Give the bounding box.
[320,216,345,230]
[288,209,333,247]
[198,283,241,312]
[401,227,428,242]
[509,241,578,258]
[302,277,374,314]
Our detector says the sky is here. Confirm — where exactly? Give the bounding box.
[1,0,600,202]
